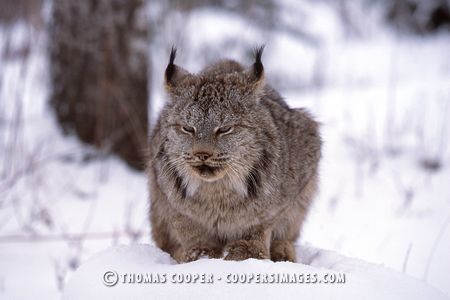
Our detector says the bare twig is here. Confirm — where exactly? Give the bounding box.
[0,231,147,243]
[402,243,412,273]
[423,216,450,281]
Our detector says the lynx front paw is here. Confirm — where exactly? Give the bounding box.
[270,240,296,262]
[178,246,223,263]
[224,240,270,261]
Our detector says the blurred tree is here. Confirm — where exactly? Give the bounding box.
[49,0,149,170]
[385,0,450,34]
[0,0,42,26]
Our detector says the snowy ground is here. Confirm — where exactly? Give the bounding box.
[1,2,449,299]
[62,244,448,300]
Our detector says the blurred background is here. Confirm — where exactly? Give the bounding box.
[0,0,449,298]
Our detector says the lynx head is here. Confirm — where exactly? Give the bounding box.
[160,46,274,196]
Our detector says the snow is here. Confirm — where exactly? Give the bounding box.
[62,244,449,300]
[1,1,450,299]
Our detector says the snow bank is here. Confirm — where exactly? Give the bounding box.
[62,244,448,300]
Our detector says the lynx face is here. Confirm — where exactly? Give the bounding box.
[165,79,262,185]
[161,47,267,193]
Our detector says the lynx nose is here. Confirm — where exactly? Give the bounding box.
[194,152,211,161]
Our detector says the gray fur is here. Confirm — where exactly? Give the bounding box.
[148,47,321,263]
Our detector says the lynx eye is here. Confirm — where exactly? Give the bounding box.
[216,126,233,135]
[181,125,195,135]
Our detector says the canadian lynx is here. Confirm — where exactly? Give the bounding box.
[148,47,321,263]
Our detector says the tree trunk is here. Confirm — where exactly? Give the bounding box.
[49,0,149,170]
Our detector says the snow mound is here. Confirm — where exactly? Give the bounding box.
[62,244,448,300]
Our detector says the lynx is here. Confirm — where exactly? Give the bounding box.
[148,46,321,263]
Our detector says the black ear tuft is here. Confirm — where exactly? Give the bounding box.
[253,45,265,80]
[165,45,177,83]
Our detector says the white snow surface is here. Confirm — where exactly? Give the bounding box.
[62,244,448,300]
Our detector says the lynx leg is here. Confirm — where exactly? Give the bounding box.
[270,240,296,262]
[171,213,224,263]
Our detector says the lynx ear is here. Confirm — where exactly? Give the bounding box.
[252,45,265,81]
[245,45,265,85]
[165,46,190,89]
